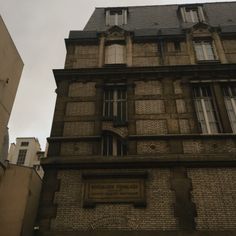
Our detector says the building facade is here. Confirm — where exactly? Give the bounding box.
[0,164,42,236]
[8,137,44,178]
[38,2,236,236]
[0,16,24,164]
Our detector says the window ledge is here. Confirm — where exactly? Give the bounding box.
[196,60,220,64]
[104,63,127,68]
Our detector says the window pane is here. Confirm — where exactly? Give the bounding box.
[223,86,236,133]
[193,86,219,134]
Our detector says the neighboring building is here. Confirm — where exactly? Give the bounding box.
[8,137,44,178]
[0,16,24,164]
[37,2,236,236]
[0,164,42,236]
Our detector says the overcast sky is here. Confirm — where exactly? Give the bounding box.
[0,0,234,150]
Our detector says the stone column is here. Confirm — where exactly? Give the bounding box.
[98,34,105,67]
[212,31,228,63]
[126,34,132,67]
[186,33,196,65]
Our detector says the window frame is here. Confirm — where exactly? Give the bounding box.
[193,85,221,134]
[180,5,205,23]
[17,149,27,165]
[222,85,236,133]
[103,85,127,125]
[193,39,218,62]
[105,9,127,26]
[102,132,127,157]
[105,43,126,65]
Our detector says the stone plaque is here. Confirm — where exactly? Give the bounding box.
[82,172,147,207]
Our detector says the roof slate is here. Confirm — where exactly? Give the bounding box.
[69,2,236,39]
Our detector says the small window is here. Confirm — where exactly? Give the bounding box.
[102,132,127,156]
[105,9,127,26]
[193,40,218,61]
[223,85,236,133]
[21,142,29,146]
[105,44,126,64]
[193,86,220,134]
[103,86,127,123]
[180,6,205,23]
[17,149,27,165]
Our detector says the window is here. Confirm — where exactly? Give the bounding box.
[105,44,126,64]
[21,142,29,146]
[223,86,236,133]
[17,149,27,165]
[103,86,127,123]
[105,9,127,26]
[193,86,220,133]
[102,132,127,156]
[180,6,205,23]
[193,40,217,61]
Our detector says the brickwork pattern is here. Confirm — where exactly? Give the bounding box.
[61,142,93,156]
[137,141,169,154]
[176,99,187,113]
[136,120,167,135]
[51,169,178,231]
[66,102,95,116]
[73,45,99,68]
[183,139,236,154]
[173,80,183,94]
[188,168,236,230]
[179,119,190,134]
[68,82,96,97]
[63,122,94,136]
[102,122,128,138]
[135,100,165,114]
[135,81,162,95]
[133,43,158,57]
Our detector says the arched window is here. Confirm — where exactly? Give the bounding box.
[102,131,127,156]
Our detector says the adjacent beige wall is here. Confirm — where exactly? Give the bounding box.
[0,16,24,161]
[0,164,42,236]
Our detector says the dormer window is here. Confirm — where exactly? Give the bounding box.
[180,6,205,23]
[105,9,127,26]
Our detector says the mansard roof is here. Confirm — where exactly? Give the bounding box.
[84,2,236,31]
[68,2,236,40]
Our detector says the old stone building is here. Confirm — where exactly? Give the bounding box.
[37,2,236,236]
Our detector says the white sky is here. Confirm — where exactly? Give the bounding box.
[0,0,234,150]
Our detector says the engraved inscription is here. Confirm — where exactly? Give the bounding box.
[83,179,146,207]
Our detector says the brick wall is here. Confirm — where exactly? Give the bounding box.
[136,120,168,135]
[137,141,169,154]
[135,100,165,114]
[51,169,178,231]
[68,82,96,97]
[132,43,159,67]
[63,122,95,136]
[66,102,95,116]
[135,81,162,95]
[61,142,93,156]
[188,168,236,230]
[183,139,236,154]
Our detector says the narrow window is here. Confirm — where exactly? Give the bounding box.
[223,85,236,133]
[181,6,205,23]
[103,87,127,123]
[193,86,220,133]
[105,9,127,26]
[194,40,217,61]
[17,149,27,165]
[105,44,126,64]
[102,133,127,156]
